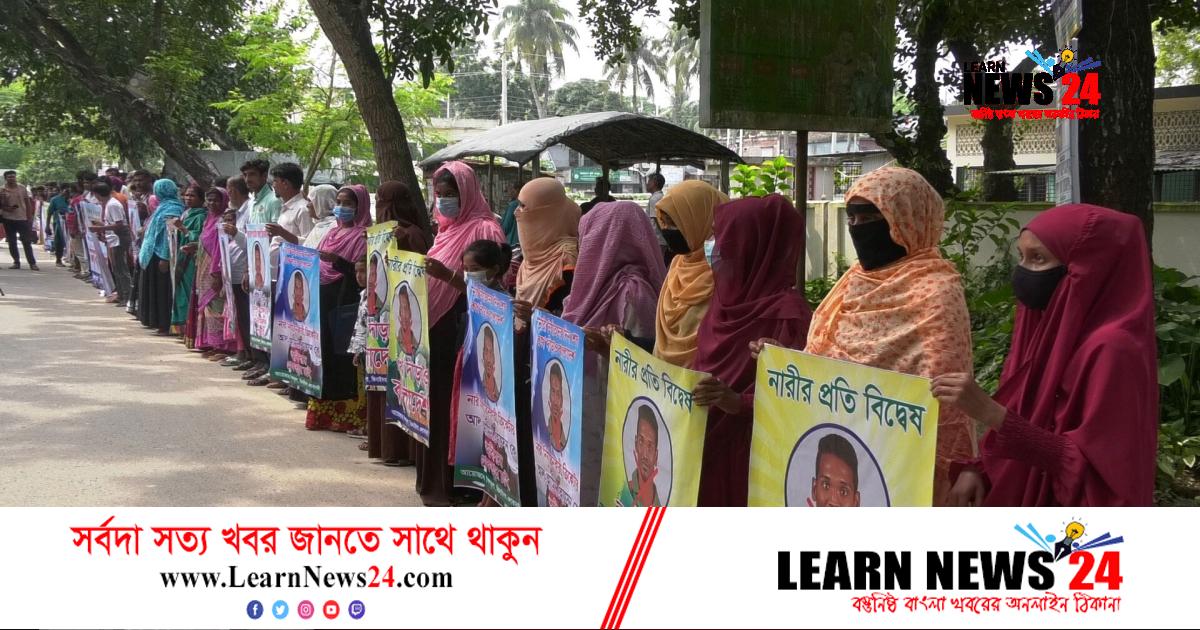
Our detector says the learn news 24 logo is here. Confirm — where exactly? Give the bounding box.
[962,47,1101,109]
[778,519,1124,592]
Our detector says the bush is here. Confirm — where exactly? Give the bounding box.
[731,156,794,198]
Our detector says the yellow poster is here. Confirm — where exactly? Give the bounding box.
[599,334,708,507]
[749,346,939,507]
[384,246,431,445]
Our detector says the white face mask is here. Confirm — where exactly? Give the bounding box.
[465,270,489,285]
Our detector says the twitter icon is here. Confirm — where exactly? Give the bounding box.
[272,600,289,620]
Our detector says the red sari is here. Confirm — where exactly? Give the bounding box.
[974,204,1157,506]
[691,195,813,506]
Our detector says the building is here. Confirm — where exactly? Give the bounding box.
[945,84,1200,202]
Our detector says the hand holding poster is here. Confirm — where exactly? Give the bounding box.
[749,345,940,507]
[454,281,519,506]
[246,224,272,351]
[365,222,397,391]
[269,243,322,396]
[218,232,236,340]
[531,311,585,507]
[126,197,143,262]
[600,334,708,507]
[384,246,431,444]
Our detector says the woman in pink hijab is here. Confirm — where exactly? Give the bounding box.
[305,184,373,432]
[420,161,506,506]
[562,200,667,505]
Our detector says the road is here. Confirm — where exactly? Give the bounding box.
[0,261,420,506]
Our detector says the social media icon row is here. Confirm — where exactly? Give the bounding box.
[246,599,364,620]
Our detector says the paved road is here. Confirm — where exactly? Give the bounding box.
[0,261,420,506]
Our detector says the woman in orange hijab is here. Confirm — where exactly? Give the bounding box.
[653,180,728,368]
[804,167,976,506]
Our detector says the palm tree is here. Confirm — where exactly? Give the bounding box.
[663,25,699,123]
[603,32,664,114]
[496,0,579,119]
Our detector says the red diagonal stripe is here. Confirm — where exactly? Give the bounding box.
[601,507,657,628]
[612,507,667,629]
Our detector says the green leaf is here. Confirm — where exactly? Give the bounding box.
[1159,354,1187,386]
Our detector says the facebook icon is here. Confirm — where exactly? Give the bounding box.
[246,600,264,620]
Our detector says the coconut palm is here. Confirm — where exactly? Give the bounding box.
[496,0,579,119]
[663,25,699,123]
[603,32,665,114]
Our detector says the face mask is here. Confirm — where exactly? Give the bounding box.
[704,238,720,269]
[849,220,907,270]
[1012,265,1066,310]
[333,205,356,223]
[437,197,461,219]
[661,228,691,256]
[465,270,489,285]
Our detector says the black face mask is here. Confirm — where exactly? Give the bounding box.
[1011,265,1067,310]
[661,228,692,256]
[849,220,907,270]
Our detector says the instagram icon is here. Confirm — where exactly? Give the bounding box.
[297,600,315,620]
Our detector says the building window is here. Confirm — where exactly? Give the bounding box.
[1017,174,1053,202]
[834,160,862,196]
[1161,171,1198,202]
[956,166,983,191]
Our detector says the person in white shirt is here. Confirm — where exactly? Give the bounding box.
[220,175,255,370]
[88,181,131,305]
[264,162,314,275]
[645,172,669,264]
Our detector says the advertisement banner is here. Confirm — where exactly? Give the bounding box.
[599,334,708,507]
[454,281,519,506]
[383,246,431,445]
[246,224,272,351]
[365,222,397,391]
[530,310,585,507]
[268,243,322,396]
[749,345,940,507]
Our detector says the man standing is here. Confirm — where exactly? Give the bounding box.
[46,183,72,267]
[260,162,314,393]
[1,170,38,270]
[579,176,615,214]
[222,175,255,370]
[88,181,131,305]
[239,159,280,386]
[644,172,669,262]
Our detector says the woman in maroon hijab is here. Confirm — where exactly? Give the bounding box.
[691,194,813,506]
[932,204,1157,506]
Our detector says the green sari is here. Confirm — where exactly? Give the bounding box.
[171,206,206,331]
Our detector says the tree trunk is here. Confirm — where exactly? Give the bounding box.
[1079,0,1155,244]
[206,125,251,152]
[9,0,217,185]
[946,38,1018,200]
[908,0,956,195]
[524,68,546,118]
[307,0,429,230]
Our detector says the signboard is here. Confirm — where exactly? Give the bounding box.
[699,0,896,132]
[1053,0,1082,48]
[570,167,639,185]
[1055,38,1081,206]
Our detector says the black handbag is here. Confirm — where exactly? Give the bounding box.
[329,277,359,356]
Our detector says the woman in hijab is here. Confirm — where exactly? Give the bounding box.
[562,200,666,505]
[499,182,521,248]
[302,184,339,249]
[171,184,208,346]
[513,177,580,319]
[370,180,430,466]
[805,167,975,506]
[418,161,506,506]
[305,184,373,432]
[933,204,1156,507]
[138,179,184,335]
[691,195,813,506]
[194,187,238,358]
[654,180,728,367]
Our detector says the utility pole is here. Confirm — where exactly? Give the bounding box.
[500,53,509,125]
